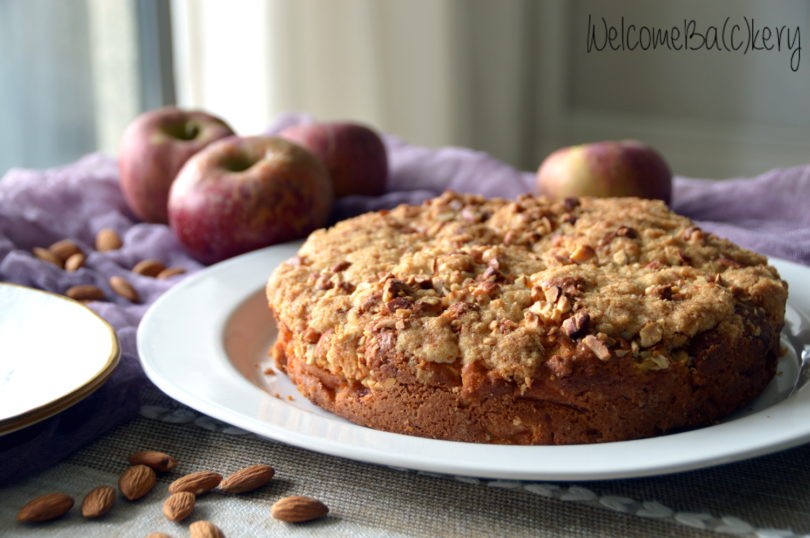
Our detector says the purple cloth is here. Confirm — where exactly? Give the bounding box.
[0,155,205,485]
[1,113,808,485]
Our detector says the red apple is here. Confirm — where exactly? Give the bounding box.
[280,121,388,197]
[119,106,235,223]
[536,140,672,204]
[168,136,333,264]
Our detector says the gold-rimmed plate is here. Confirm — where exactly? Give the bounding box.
[0,283,120,435]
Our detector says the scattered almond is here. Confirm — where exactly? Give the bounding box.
[66,284,105,302]
[156,267,186,279]
[119,464,157,500]
[96,228,123,251]
[110,275,140,303]
[271,495,329,523]
[168,471,222,496]
[16,493,74,522]
[133,259,166,277]
[162,491,196,521]
[64,252,87,272]
[146,533,173,538]
[189,520,225,538]
[33,247,62,267]
[81,485,116,518]
[49,238,82,261]
[219,464,275,494]
[128,450,177,472]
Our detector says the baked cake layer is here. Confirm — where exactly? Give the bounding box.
[266,191,787,444]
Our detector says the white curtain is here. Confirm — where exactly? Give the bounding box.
[170,0,536,170]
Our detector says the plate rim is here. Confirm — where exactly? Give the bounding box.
[0,282,121,435]
[138,242,810,480]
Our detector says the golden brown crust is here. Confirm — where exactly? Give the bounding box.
[266,191,788,444]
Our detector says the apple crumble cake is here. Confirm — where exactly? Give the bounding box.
[266,191,787,444]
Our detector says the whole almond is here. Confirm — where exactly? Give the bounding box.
[128,450,177,472]
[110,275,140,303]
[17,493,74,522]
[49,239,82,261]
[96,228,123,251]
[189,520,224,538]
[33,247,62,267]
[119,464,157,500]
[162,491,196,521]
[219,464,275,494]
[81,485,115,518]
[133,259,166,277]
[64,252,87,272]
[168,471,222,496]
[156,267,187,280]
[66,284,105,302]
[271,495,329,523]
[146,533,173,538]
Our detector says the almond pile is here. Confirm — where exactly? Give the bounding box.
[15,449,329,534]
[32,228,187,304]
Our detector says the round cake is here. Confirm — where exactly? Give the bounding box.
[265,191,788,444]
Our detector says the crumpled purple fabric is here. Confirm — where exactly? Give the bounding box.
[1,112,808,485]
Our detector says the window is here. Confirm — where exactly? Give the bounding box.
[0,0,174,175]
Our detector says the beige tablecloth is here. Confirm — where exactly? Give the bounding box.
[1,385,809,537]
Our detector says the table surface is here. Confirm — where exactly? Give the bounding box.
[1,385,809,538]
[3,125,810,537]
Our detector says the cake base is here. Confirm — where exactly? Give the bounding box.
[271,314,779,445]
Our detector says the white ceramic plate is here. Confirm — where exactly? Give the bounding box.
[0,283,120,435]
[139,243,810,480]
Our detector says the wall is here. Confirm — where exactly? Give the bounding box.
[548,0,810,178]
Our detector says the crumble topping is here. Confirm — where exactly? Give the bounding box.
[267,191,787,390]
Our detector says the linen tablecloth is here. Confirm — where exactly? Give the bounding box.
[1,113,809,536]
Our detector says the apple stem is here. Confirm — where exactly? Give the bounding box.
[184,121,200,140]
